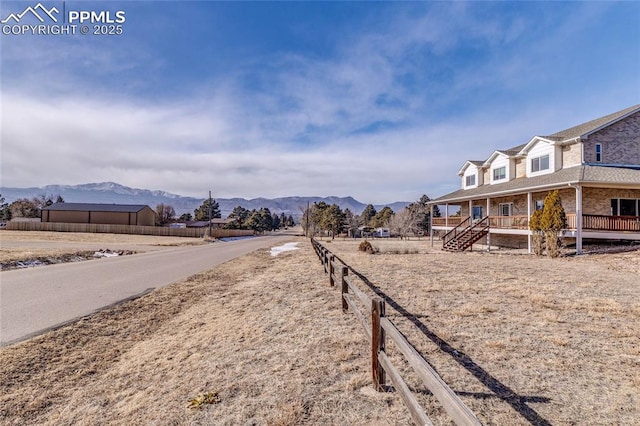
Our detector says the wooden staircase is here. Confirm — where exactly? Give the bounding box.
[442,216,490,252]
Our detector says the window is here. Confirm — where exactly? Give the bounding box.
[493,166,506,181]
[535,200,544,211]
[499,203,512,216]
[595,143,602,162]
[531,154,550,172]
[472,206,483,220]
[465,174,476,187]
[611,199,639,216]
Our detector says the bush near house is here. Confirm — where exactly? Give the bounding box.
[530,190,568,258]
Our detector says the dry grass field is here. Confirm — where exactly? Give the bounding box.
[318,238,640,425]
[0,237,410,425]
[0,230,203,264]
[1,233,639,425]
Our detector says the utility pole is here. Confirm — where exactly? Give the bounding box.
[306,200,310,238]
[208,190,212,239]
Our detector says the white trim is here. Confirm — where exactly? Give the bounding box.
[518,136,557,155]
[457,160,484,176]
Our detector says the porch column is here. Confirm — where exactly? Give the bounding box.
[445,204,449,227]
[486,197,491,252]
[468,200,473,220]
[527,192,533,254]
[429,205,434,247]
[575,185,583,255]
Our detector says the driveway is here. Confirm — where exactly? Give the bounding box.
[0,235,293,345]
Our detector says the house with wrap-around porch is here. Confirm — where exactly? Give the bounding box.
[428,104,640,254]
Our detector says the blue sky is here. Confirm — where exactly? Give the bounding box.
[1,1,639,204]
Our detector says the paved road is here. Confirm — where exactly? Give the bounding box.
[0,235,293,345]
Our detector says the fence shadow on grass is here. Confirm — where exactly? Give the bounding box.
[341,262,553,426]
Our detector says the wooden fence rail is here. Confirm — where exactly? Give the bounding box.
[311,238,481,426]
[6,221,255,239]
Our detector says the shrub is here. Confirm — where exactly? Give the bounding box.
[358,240,378,254]
[529,209,545,256]
[540,190,567,258]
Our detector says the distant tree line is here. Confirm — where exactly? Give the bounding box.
[155,199,295,233]
[301,194,441,239]
[224,206,294,233]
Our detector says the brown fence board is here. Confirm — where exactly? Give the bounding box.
[379,351,433,426]
[343,293,371,341]
[381,317,481,426]
[311,237,482,426]
[6,221,254,239]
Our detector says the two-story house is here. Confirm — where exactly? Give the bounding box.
[429,104,640,254]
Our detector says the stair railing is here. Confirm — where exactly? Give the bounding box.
[442,216,471,249]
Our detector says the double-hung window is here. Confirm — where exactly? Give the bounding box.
[531,154,550,172]
[465,174,476,187]
[595,144,602,162]
[499,203,512,216]
[493,166,506,181]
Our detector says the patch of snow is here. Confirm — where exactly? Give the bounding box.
[270,242,300,257]
[94,249,120,258]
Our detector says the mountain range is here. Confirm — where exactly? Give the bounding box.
[0,182,410,218]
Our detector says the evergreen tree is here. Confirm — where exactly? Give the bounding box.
[179,213,193,221]
[371,206,394,228]
[286,215,295,227]
[310,202,329,236]
[540,190,567,258]
[361,204,377,226]
[529,208,545,256]
[194,198,221,221]
[0,194,11,221]
[271,212,281,230]
[245,208,274,232]
[343,208,362,238]
[260,208,274,231]
[226,206,250,229]
[321,204,345,239]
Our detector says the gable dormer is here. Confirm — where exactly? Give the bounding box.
[519,137,562,177]
[458,161,484,189]
[483,151,516,184]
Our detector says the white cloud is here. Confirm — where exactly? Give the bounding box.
[2,2,638,205]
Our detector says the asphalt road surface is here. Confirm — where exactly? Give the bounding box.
[0,235,292,346]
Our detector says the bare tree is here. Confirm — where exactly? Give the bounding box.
[388,208,420,240]
[9,198,39,218]
[155,203,176,225]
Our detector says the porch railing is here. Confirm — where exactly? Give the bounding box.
[583,214,640,232]
[433,213,638,233]
[488,215,529,230]
[431,216,464,227]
